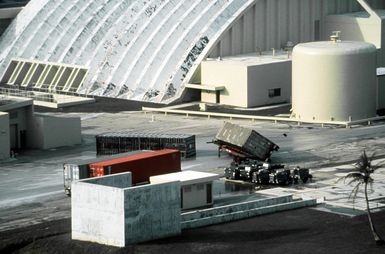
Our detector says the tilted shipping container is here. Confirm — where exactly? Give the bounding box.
[213,122,279,161]
[89,149,181,184]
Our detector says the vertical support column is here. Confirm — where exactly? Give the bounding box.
[8,61,25,85]
[22,63,38,87]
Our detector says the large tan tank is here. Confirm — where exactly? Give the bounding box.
[291,40,377,122]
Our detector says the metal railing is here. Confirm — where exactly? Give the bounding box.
[142,107,385,128]
[0,87,94,104]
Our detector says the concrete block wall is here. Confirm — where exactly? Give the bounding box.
[40,114,81,149]
[72,172,181,247]
[28,114,81,149]
[72,177,128,247]
[84,172,132,188]
[124,182,181,244]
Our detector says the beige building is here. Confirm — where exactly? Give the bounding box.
[0,96,81,160]
[189,51,291,108]
[150,171,219,210]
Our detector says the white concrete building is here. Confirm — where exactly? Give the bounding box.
[190,51,291,108]
[0,96,81,160]
[150,171,219,210]
[0,0,383,104]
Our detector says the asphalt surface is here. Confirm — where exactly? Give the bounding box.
[2,98,385,252]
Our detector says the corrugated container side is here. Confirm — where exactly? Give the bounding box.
[89,150,181,184]
[96,133,196,158]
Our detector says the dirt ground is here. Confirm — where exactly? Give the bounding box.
[1,207,385,254]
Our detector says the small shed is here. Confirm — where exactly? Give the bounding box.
[150,171,219,210]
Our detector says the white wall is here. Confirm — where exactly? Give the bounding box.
[182,183,212,210]
[201,58,291,108]
[323,16,382,47]
[28,114,81,149]
[0,113,10,160]
[201,61,247,107]
[247,61,291,107]
[72,174,129,247]
[40,115,81,149]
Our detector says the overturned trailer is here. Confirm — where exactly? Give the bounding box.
[213,122,279,161]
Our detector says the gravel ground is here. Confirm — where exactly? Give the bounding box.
[1,208,385,254]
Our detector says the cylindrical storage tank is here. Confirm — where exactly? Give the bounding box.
[292,41,377,122]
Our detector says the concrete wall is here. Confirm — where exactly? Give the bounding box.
[72,173,132,247]
[181,195,317,230]
[201,61,247,107]
[28,114,81,149]
[201,90,217,104]
[182,183,211,210]
[323,15,382,47]
[72,173,181,247]
[8,105,33,149]
[247,61,291,107]
[0,112,10,160]
[201,59,291,108]
[124,182,181,244]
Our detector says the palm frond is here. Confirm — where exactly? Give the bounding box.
[348,182,362,201]
[347,177,363,186]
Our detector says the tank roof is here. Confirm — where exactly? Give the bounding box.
[293,41,376,55]
[204,51,291,67]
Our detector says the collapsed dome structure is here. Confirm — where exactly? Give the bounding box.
[291,40,377,122]
[0,0,384,103]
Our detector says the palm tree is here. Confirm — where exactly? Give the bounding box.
[339,151,384,245]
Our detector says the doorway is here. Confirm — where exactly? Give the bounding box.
[10,124,18,150]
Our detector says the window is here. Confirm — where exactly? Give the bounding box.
[268,88,281,98]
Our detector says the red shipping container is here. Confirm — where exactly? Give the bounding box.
[88,149,181,184]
